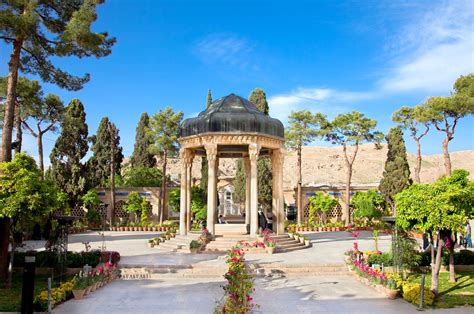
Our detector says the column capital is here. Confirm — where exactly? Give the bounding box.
[248,143,260,162]
[205,143,218,163]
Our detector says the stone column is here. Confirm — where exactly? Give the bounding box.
[179,148,188,236]
[249,143,260,236]
[186,151,194,232]
[272,148,285,234]
[205,143,218,235]
[243,156,250,233]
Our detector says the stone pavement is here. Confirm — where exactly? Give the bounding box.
[54,274,467,314]
[39,231,469,313]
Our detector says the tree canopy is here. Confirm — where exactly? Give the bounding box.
[49,99,89,206]
[249,88,269,115]
[130,112,155,168]
[379,127,412,213]
[88,117,123,187]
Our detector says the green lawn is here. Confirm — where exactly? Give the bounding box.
[0,272,69,312]
[406,272,474,308]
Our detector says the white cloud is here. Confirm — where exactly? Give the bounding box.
[194,33,255,70]
[268,87,376,124]
[380,0,474,93]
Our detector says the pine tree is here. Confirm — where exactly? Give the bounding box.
[50,99,89,207]
[0,2,114,281]
[88,117,123,187]
[379,127,412,214]
[130,113,154,168]
[149,107,183,224]
[249,88,269,115]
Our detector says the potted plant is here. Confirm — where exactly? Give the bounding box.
[160,234,167,242]
[293,232,299,242]
[153,237,161,245]
[299,235,305,244]
[148,239,155,248]
[385,279,399,299]
[265,238,276,254]
[256,231,265,243]
[304,236,311,246]
[190,240,201,254]
[288,231,294,239]
[72,274,88,300]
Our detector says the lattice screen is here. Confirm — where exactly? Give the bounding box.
[71,206,86,218]
[328,204,342,218]
[114,200,128,218]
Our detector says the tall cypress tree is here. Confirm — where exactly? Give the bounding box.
[50,99,89,206]
[249,88,269,115]
[89,117,123,187]
[201,90,212,193]
[379,127,412,214]
[130,113,154,168]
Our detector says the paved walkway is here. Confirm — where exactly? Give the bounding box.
[54,274,466,313]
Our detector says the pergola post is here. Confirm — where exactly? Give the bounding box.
[249,143,260,236]
[243,156,250,233]
[179,148,188,236]
[205,143,218,235]
[272,148,285,234]
[186,152,194,232]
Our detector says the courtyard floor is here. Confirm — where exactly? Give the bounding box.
[20,231,471,313]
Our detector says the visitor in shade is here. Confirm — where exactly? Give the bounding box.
[258,206,269,231]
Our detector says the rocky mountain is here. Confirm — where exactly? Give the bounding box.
[163,144,474,190]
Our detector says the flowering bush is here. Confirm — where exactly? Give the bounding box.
[34,278,75,311]
[199,228,213,244]
[402,283,435,306]
[236,240,265,249]
[216,247,255,313]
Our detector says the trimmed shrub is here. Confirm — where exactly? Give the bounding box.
[367,252,393,266]
[402,283,435,307]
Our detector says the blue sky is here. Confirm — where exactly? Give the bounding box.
[1,0,473,163]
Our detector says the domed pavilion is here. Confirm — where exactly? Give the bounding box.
[178,94,285,236]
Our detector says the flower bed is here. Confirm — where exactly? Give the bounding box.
[215,247,255,313]
[33,262,121,311]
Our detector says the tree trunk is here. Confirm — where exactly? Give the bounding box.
[37,135,44,179]
[1,39,22,163]
[160,152,167,225]
[448,232,456,283]
[430,232,435,269]
[442,137,451,176]
[431,236,444,295]
[344,164,352,226]
[0,38,23,285]
[6,238,15,289]
[297,146,302,225]
[14,102,22,154]
[414,139,422,183]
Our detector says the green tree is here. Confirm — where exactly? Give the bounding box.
[149,107,183,224]
[168,189,180,212]
[49,99,89,207]
[425,73,474,176]
[0,0,115,163]
[395,169,474,293]
[206,89,212,109]
[257,158,272,211]
[392,105,430,183]
[0,153,62,287]
[88,117,123,187]
[379,127,412,214]
[122,166,163,187]
[130,113,155,168]
[308,192,337,225]
[286,110,327,224]
[201,90,212,193]
[249,88,269,115]
[0,77,42,154]
[0,1,114,281]
[351,189,384,224]
[123,192,143,223]
[233,160,246,206]
[81,188,101,227]
[323,111,382,225]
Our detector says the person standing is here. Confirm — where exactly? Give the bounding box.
[258,206,268,231]
[465,221,472,248]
